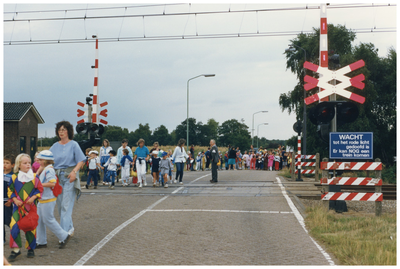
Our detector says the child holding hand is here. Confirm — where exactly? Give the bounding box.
[7,154,43,261]
[36,150,71,250]
[159,152,173,188]
[120,149,133,186]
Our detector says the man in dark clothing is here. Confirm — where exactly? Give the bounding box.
[205,148,211,170]
[209,140,219,183]
[228,146,237,170]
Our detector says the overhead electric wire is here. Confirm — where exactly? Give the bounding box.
[3,3,185,14]
[4,27,396,46]
[3,3,396,23]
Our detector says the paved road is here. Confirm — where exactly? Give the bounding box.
[4,170,334,265]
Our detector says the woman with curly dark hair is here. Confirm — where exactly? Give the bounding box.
[49,121,86,237]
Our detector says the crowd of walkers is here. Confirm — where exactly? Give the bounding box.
[3,119,290,263]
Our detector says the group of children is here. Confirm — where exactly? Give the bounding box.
[83,146,176,189]
[4,151,71,263]
[84,148,119,189]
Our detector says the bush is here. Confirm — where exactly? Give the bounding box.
[382,165,396,184]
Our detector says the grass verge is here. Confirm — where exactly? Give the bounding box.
[305,205,396,265]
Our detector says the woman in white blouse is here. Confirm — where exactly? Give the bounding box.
[171,138,189,185]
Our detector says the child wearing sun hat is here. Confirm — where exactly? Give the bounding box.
[36,150,71,250]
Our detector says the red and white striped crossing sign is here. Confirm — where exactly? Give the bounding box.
[321,177,382,186]
[320,162,382,171]
[322,192,383,201]
[77,101,87,124]
[303,60,366,105]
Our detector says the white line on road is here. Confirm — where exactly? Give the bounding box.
[276,177,335,266]
[188,173,210,184]
[74,174,208,266]
[148,209,294,214]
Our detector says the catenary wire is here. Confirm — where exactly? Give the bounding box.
[4,28,396,46]
[3,3,396,23]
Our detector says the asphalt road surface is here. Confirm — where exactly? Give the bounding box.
[4,170,335,265]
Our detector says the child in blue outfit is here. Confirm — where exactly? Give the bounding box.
[36,150,70,249]
[120,149,133,186]
[103,150,118,189]
[86,151,101,189]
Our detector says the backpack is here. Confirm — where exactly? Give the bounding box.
[18,203,39,232]
[52,174,63,197]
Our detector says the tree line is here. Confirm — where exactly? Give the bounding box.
[39,118,286,151]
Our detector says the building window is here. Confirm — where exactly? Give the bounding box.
[30,137,37,161]
[20,136,26,153]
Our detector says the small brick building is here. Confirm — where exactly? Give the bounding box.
[4,102,45,161]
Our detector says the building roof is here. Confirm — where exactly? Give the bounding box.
[4,102,45,124]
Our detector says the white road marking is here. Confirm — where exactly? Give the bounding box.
[74,196,168,266]
[188,174,210,184]
[276,177,335,266]
[148,209,294,214]
[74,174,207,266]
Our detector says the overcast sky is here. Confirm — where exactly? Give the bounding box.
[3,1,397,142]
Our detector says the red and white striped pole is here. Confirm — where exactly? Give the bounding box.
[296,135,302,181]
[92,37,99,124]
[319,3,329,102]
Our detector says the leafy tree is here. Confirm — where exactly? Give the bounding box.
[131,123,152,145]
[174,118,198,146]
[152,125,171,146]
[102,125,129,142]
[280,24,396,166]
[218,119,251,150]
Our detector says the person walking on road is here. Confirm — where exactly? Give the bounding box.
[134,139,150,188]
[210,139,219,183]
[205,148,211,170]
[49,121,86,238]
[228,145,236,170]
[171,139,189,185]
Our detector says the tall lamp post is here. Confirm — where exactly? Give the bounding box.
[187,74,215,150]
[252,111,268,147]
[257,123,268,148]
[286,44,307,156]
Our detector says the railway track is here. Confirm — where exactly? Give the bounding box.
[315,184,396,200]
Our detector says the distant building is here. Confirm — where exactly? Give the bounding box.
[4,102,45,161]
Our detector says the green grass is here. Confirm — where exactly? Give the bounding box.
[305,205,396,265]
[278,167,292,178]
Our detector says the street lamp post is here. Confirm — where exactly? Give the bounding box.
[286,44,307,156]
[187,74,215,151]
[257,123,268,148]
[252,111,268,147]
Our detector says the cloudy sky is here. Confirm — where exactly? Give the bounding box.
[3,1,397,142]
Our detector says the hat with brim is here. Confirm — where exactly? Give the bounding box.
[37,150,54,160]
[162,152,168,157]
[89,150,99,155]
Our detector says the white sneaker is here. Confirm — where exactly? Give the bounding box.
[68,228,74,236]
[153,182,156,187]
[103,182,106,185]
[139,183,142,188]
[105,182,109,185]
[111,186,115,189]
[144,181,147,186]
[164,184,168,188]
[174,180,177,184]
[180,182,183,185]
